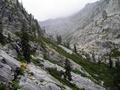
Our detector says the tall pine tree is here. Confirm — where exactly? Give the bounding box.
[0,18,5,45]
[21,22,31,63]
[64,59,72,81]
[74,44,77,53]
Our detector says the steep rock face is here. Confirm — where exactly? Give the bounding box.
[0,0,41,37]
[20,64,64,90]
[66,0,120,56]
[0,0,118,90]
[0,49,20,89]
[0,0,42,89]
[41,0,120,61]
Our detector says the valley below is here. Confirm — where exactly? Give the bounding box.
[0,0,120,90]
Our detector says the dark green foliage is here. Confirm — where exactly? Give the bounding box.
[0,33,5,45]
[92,51,96,62]
[31,58,44,67]
[64,59,72,81]
[115,59,120,69]
[7,33,12,42]
[113,60,120,90]
[108,55,113,68]
[73,69,87,77]
[74,44,77,53]
[114,59,120,89]
[43,52,49,60]
[21,22,31,63]
[19,66,25,75]
[63,41,70,49]
[0,19,6,45]
[11,80,21,90]
[31,24,37,37]
[102,10,107,20]
[116,34,120,38]
[13,67,21,80]
[34,20,42,37]
[111,48,120,57]
[0,82,5,90]
[56,35,62,44]
[42,37,120,90]
[47,68,80,90]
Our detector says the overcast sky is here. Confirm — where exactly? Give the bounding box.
[19,0,98,21]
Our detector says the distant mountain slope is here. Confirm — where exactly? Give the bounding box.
[1,0,120,90]
[40,0,120,59]
[0,0,106,90]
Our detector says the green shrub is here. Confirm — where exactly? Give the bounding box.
[47,68,80,90]
[42,37,120,90]
[0,82,5,90]
[111,48,120,57]
[19,63,27,75]
[11,80,21,90]
[73,69,87,77]
[31,58,44,67]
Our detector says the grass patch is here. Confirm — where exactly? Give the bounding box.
[42,37,120,90]
[73,69,87,77]
[47,68,84,90]
[31,58,44,67]
[11,80,21,90]
[111,48,120,57]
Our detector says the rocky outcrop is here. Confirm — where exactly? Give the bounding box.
[0,49,20,89]
[0,0,42,89]
[0,50,20,70]
[0,0,117,90]
[41,0,120,62]
[31,51,105,90]
[20,64,68,90]
[0,0,42,38]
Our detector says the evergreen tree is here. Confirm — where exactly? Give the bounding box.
[92,51,96,62]
[35,20,41,37]
[0,18,5,45]
[7,33,12,43]
[114,59,120,89]
[74,44,77,53]
[56,35,62,44]
[64,59,72,81]
[64,41,70,49]
[21,22,31,63]
[102,10,107,20]
[109,54,113,68]
[115,59,120,70]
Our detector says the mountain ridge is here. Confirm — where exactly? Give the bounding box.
[40,0,120,61]
[0,0,120,90]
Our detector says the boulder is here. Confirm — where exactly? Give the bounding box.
[0,59,13,82]
[0,50,20,70]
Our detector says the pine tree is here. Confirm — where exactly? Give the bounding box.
[109,54,113,68]
[56,35,62,44]
[7,33,12,43]
[115,58,120,70]
[92,51,96,62]
[64,41,70,49]
[74,44,77,53]
[64,59,72,81]
[102,10,107,20]
[21,22,31,63]
[0,18,5,45]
